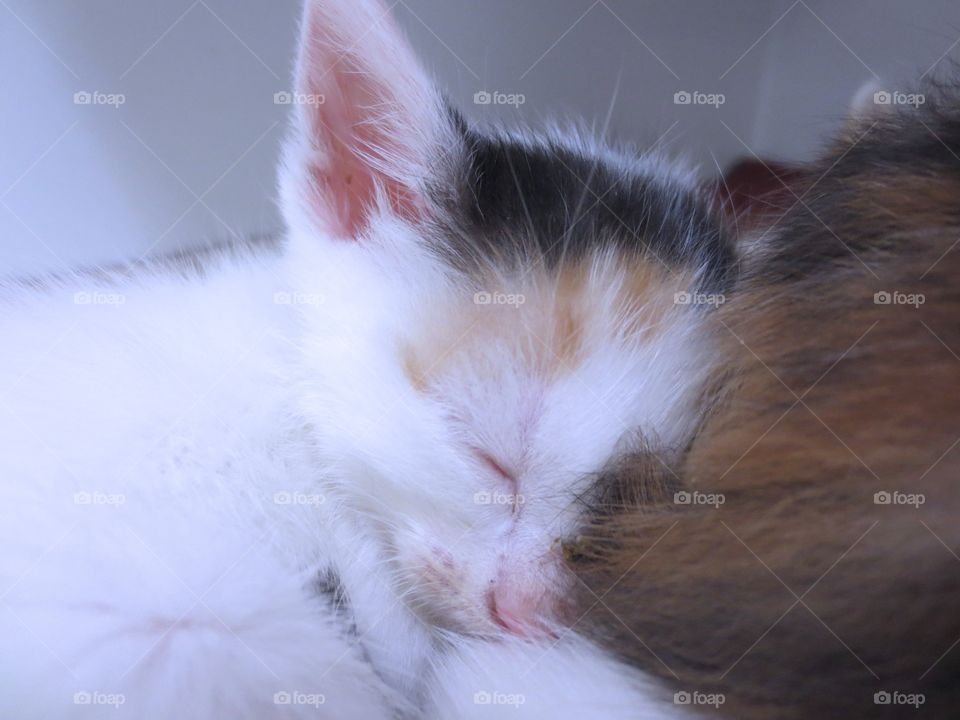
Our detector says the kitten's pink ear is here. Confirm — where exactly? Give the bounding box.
[285,0,451,239]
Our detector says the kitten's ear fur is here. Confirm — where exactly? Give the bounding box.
[281,0,456,239]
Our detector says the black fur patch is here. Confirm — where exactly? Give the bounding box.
[431,117,736,295]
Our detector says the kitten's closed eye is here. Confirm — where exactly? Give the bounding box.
[472,448,514,485]
[471,447,519,510]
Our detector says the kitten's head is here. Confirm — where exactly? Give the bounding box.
[280,0,733,636]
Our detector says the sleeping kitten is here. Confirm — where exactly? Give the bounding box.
[569,86,960,719]
[0,0,733,717]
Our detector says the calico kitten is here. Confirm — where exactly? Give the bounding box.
[0,0,733,717]
[570,87,960,719]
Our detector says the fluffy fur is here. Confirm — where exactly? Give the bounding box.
[423,636,681,719]
[570,87,960,719]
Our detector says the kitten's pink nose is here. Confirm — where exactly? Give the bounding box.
[486,571,560,638]
[487,587,536,636]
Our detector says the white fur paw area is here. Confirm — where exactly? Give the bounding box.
[0,505,399,720]
[0,573,399,720]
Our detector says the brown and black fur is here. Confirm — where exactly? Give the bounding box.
[568,86,960,719]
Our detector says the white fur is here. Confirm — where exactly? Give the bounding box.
[0,0,713,717]
[0,256,403,718]
[425,636,686,719]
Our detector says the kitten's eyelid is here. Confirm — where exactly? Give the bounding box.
[471,448,516,486]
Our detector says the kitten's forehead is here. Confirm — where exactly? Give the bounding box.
[433,125,735,295]
[402,257,692,392]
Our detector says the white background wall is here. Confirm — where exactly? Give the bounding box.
[2,0,960,276]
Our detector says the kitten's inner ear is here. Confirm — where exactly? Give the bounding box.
[290,0,452,239]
